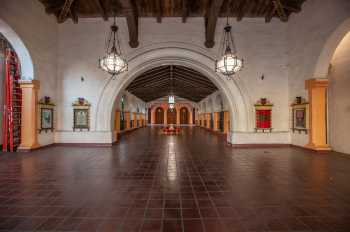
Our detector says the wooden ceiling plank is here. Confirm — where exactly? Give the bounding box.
[173,74,217,91]
[173,68,217,87]
[127,69,170,88]
[174,79,214,92]
[204,0,225,48]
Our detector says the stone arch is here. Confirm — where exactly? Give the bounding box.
[314,17,350,78]
[96,43,252,143]
[0,19,34,80]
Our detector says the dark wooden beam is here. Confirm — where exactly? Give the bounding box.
[182,0,189,23]
[273,0,288,22]
[155,0,162,23]
[237,0,255,21]
[70,0,79,24]
[236,0,246,21]
[120,0,139,48]
[45,4,62,15]
[95,0,109,21]
[204,0,224,48]
[265,1,276,22]
[58,0,75,23]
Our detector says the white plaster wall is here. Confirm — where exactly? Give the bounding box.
[199,91,229,113]
[328,32,350,155]
[287,0,350,147]
[56,17,289,143]
[0,0,58,146]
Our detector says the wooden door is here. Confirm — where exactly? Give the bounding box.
[180,107,188,124]
[167,109,177,124]
[155,107,164,124]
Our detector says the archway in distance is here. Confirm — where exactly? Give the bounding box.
[97,44,252,143]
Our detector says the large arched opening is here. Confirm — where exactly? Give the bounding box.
[0,19,34,151]
[0,19,34,80]
[312,17,350,154]
[96,43,252,144]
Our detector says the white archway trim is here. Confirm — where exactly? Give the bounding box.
[95,45,253,139]
[0,19,34,80]
[314,18,350,78]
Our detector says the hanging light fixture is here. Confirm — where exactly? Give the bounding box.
[215,17,243,77]
[168,66,175,110]
[99,1,127,77]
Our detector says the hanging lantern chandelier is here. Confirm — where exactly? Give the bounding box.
[99,4,127,77]
[215,17,243,77]
[168,95,175,109]
[168,66,175,110]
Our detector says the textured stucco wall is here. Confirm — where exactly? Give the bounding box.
[328,32,350,154]
[56,17,289,143]
[1,0,349,147]
[287,0,350,147]
[0,0,58,146]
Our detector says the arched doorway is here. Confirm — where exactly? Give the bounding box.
[97,44,251,144]
[328,31,350,154]
[180,107,189,124]
[155,107,164,124]
[311,18,350,154]
[1,33,22,152]
[167,109,177,125]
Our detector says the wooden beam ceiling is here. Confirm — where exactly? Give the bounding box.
[126,65,218,102]
[39,0,307,48]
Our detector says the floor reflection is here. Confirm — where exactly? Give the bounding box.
[0,127,349,231]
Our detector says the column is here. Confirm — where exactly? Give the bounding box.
[133,113,137,128]
[115,111,121,140]
[206,113,210,129]
[224,111,229,134]
[18,80,40,151]
[151,108,155,124]
[305,79,331,151]
[189,108,193,125]
[125,112,130,130]
[164,108,167,125]
[213,112,219,131]
[176,107,180,125]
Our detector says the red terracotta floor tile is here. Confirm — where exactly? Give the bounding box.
[0,127,350,231]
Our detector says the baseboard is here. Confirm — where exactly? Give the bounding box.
[291,144,332,153]
[18,143,57,152]
[54,143,113,147]
[228,143,292,148]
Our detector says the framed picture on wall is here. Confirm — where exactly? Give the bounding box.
[293,108,306,130]
[40,108,54,132]
[291,97,308,134]
[73,109,90,131]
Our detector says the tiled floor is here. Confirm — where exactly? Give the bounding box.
[0,127,350,232]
